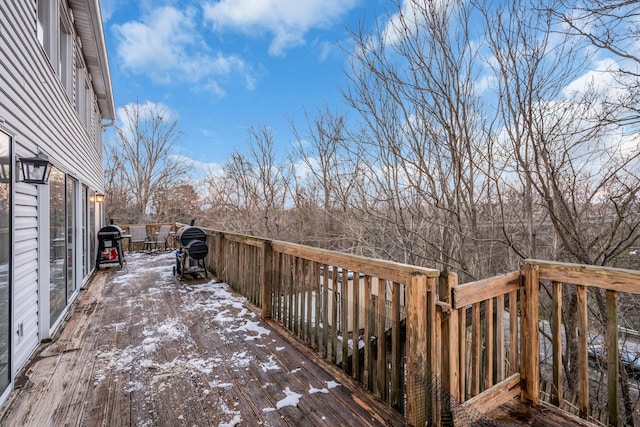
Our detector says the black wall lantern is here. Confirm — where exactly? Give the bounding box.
[19,155,52,184]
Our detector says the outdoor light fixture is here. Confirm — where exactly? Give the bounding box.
[19,155,52,184]
[95,193,105,203]
[0,156,10,183]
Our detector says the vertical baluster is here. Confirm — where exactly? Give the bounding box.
[509,290,518,375]
[551,281,563,407]
[576,285,589,418]
[341,269,349,373]
[495,294,505,383]
[391,281,401,409]
[331,265,339,365]
[471,302,481,396]
[607,290,620,427]
[352,270,360,382]
[322,263,329,360]
[306,259,313,345]
[376,278,387,401]
[484,298,494,390]
[363,275,373,390]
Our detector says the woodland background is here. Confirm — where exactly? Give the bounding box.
[104,0,640,283]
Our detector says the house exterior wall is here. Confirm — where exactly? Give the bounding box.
[0,0,114,404]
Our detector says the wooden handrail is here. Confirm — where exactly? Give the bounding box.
[527,259,640,292]
[270,239,440,283]
[452,271,520,308]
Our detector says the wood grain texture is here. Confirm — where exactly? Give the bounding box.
[0,253,402,427]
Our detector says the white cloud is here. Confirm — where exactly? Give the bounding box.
[172,155,223,177]
[317,41,332,63]
[202,0,359,56]
[293,156,319,180]
[203,81,227,97]
[100,0,118,22]
[114,101,179,145]
[382,0,448,46]
[113,6,252,95]
[562,58,620,98]
[116,101,177,125]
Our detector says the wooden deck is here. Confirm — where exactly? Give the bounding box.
[485,400,597,426]
[0,252,404,426]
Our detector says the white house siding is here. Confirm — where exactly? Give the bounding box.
[0,2,106,190]
[12,187,40,372]
[0,0,114,394]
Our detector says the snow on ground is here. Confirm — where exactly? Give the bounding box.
[262,387,304,412]
[94,251,343,426]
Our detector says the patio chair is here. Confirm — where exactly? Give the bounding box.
[128,225,152,253]
[155,225,172,251]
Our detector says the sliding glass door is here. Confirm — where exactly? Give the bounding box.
[49,168,66,326]
[49,167,79,326]
[0,131,11,393]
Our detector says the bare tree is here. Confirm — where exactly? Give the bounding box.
[554,1,640,72]
[245,125,291,237]
[152,184,203,224]
[104,146,135,223]
[291,107,359,249]
[483,1,640,422]
[341,0,499,279]
[482,0,640,266]
[105,101,190,223]
[202,125,291,238]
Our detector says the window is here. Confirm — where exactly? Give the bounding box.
[37,1,77,99]
[59,8,73,97]
[81,77,91,127]
[36,0,49,51]
[75,66,84,117]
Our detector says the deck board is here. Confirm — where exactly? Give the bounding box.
[484,399,597,426]
[0,252,404,427]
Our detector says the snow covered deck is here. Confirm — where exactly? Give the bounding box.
[0,252,403,426]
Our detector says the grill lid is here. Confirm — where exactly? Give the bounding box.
[175,226,206,246]
[98,224,123,238]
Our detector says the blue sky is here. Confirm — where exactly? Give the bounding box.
[101,0,387,175]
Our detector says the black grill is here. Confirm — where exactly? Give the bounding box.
[96,224,124,269]
[173,225,208,278]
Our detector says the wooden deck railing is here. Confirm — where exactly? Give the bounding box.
[124,224,639,426]
[526,260,640,426]
[204,230,441,424]
[438,270,523,424]
[440,260,640,426]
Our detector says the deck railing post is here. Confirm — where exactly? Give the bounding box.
[520,262,540,404]
[261,240,274,319]
[429,276,442,426]
[439,271,460,419]
[214,232,223,282]
[406,273,429,427]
